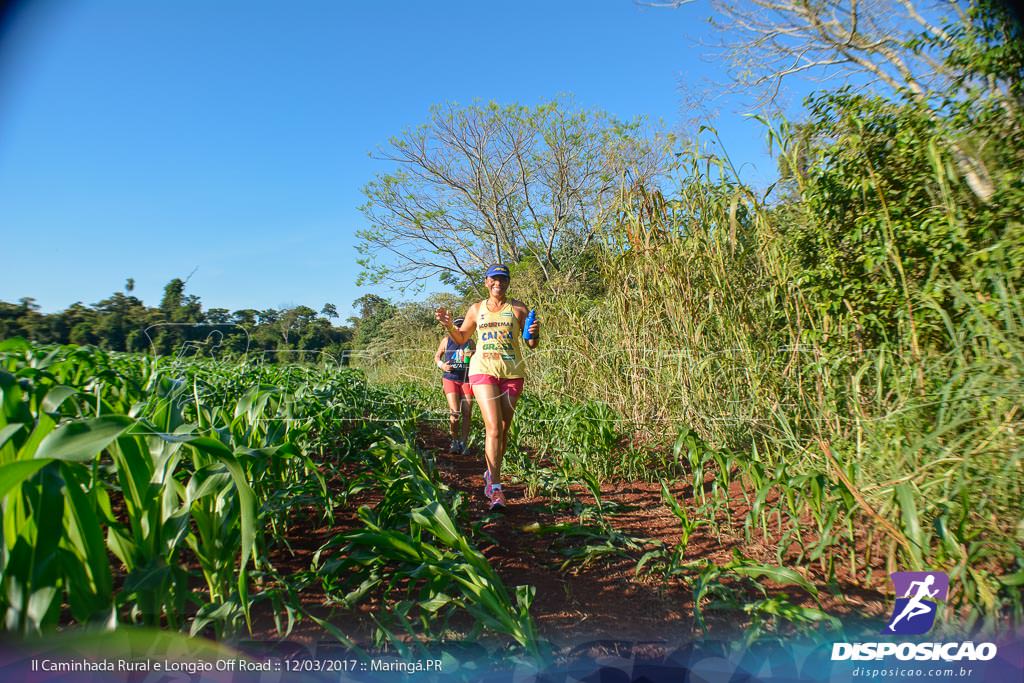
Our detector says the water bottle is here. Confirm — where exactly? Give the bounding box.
[522,309,537,340]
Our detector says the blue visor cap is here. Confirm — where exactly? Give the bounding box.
[484,263,510,279]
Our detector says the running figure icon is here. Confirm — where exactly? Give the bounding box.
[887,575,939,631]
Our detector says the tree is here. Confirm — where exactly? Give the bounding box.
[154,278,204,355]
[257,309,279,326]
[0,298,51,342]
[69,322,96,346]
[358,98,670,289]
[646,0,989,100]
[205,308,231,325]
[93,292,146,350]
[647,0,1021,201]
[320,303,338,319]
[180,294,203,323]
[350,294,393,323]
[232,309,259,327]
[276,306,318,347]
[298,318,338,355]
[0,301,27,339]
[160,278,186,316]
[348,294,396,350]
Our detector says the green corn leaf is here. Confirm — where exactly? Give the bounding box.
[515,584,535,614]
[895,483,925,570]
[105,527,136,568]
[41,386,78,415]
[35,416,135,462]
[60,463,113,602]
[997,571,1024,587]
[0,459,51,500]
[16,414,58,462]
[0,337,31,352]
[59,548,110,625]
[661,479,688,524]
[123,560,171,592]
[410,502,460,547]
[111,435,154,514]
[25,586,60,633]
[214,453,256,572]
[419,593,453,613]
[0,422,25,450]
[186,466,233,505]
[729,562,819,598]
[8,463,66,634]
[186,436,234,460]
[189,600,241,637]
[751,481,774,523]
[0,422,24,465]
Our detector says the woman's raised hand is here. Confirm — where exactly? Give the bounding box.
[435,307,452,327]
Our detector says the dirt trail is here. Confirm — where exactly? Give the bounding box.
[420,428,697,646]
[255,423,888,650]
[417,425,888,649]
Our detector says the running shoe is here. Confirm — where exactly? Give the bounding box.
[489,487,506,511]
[448,439,460,452]
[483,469,492,499]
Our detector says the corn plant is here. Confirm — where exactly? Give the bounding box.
[315,439,543,661]
[690,552,830,637]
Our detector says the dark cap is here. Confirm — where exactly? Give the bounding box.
[484,263,510,279]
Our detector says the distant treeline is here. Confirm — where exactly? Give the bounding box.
[0,278,399,361]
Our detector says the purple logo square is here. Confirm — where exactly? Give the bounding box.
[883,571,949,635]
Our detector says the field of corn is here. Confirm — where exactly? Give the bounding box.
[4,177,1023,678]
[5,328,1016,657]
[3,55,1023,670]
[0,339,547,663]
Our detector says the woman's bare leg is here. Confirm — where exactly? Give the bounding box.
[444,391,461,442]
[473,384,503,480]
[496,389,520,482]
[460,392,473,445]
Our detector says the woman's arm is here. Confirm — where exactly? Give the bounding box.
[434,337,451,371]
[512,301,540,349]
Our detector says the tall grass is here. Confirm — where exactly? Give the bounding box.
[359,104,1023,631]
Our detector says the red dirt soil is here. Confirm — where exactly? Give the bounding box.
[250,423,891,651]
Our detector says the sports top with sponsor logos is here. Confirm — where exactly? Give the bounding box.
[467,300,525,379]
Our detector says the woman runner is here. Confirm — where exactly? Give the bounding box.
[434,317,474,454]
[435,263,540,510]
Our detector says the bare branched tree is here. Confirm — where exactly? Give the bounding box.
[649,1,960,99]
[358,99,670,289]
[642,0,1009,200]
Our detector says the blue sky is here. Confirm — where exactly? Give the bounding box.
[0,1,802,319]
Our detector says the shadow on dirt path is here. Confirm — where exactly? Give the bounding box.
[418,422,889,651]
[420,425,703,648]
[250,420,887,653]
